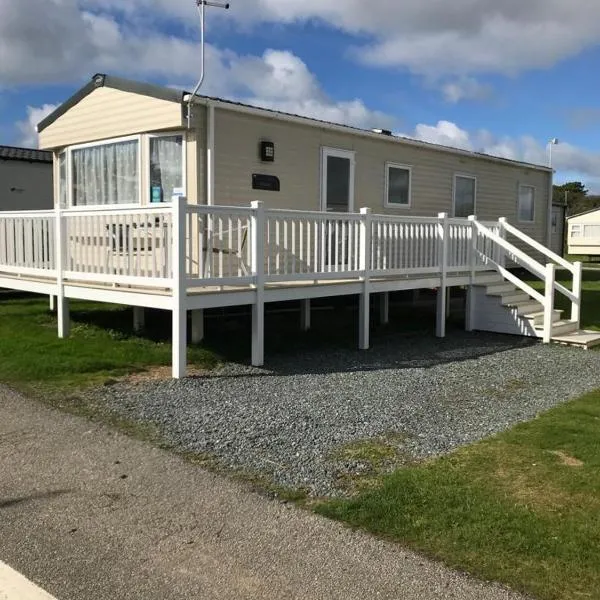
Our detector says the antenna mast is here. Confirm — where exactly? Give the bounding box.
[187,0,230,128]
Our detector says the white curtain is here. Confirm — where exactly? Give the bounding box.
[72,140,139,206]
[150,136,183,202]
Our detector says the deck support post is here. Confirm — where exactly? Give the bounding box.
[133,307,145,333]
[57,297,70,339]
[465,287,475,332]
[172,196,188,379]
[380,292,389,325]
[543,263,556,344]
[446,287,451,318]
[572,261,582,327]
[300,299,311,331]
[191,309,205,343]
[412,289,420,305]
[49,295,56,312]
[251,201,265,367]
[359,208,372,350]
[465,215,478,332]
[436,212,449,338]
[55,206,69,338]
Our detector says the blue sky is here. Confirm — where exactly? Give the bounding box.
[2,0,600,190]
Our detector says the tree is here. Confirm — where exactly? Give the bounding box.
[553,181,599,216]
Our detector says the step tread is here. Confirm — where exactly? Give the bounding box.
[552,330,600,348]
[535,319,576,329]
[486,283,517,294]
[522,309,563,321]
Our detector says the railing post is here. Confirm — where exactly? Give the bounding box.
[436,212,449,338]
[465,215,477,332]
[359,207,372,350]
[543,262,556,344]
[172,196,188,378]
[55,206,69,338]
[498,217,507,267]
[250,201,265,366]
[572,261,583,327]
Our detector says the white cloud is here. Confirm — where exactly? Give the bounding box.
[201,49,395,130]
[402,120,600,187]
[224,0,600,77]
[6,0,599,88]
[15,104,58,147]
[441,77,492,104]
[1,1,395,133]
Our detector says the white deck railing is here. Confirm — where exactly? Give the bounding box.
[61,205,174,287]
[0,210,56,276]
[2,199,574,311]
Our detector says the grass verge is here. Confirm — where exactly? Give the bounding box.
[316,390,600,600]
[0,293,218,392]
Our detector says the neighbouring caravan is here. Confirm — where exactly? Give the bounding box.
[567,208,600,257]
[0,145,53,211]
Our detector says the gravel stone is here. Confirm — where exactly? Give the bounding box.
[95,331,600,497]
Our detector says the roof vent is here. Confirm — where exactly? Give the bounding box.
[372,128,393,136]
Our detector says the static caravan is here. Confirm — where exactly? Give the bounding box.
[0,73,592,378]
[567,208,600,257]
[0,146,53,211]
[36,74,556,248]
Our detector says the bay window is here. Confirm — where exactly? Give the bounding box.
[72,139,139,206]
[58,132,185,208]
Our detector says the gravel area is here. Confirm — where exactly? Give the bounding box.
[96,332,600,497]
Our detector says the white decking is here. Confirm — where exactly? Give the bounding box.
[0,199,588,376]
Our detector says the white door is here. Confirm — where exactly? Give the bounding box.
[321,147,355,213]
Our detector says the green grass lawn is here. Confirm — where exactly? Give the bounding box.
[0,293,218,391]
[526,268,600,332]
[317,391,600,600]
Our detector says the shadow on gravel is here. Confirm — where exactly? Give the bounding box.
[191,332,538,378]
[65,293,539,378]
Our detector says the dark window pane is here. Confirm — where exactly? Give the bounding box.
[388,167,410,205]
[327,156,350,211]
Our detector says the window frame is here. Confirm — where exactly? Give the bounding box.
[147,131,187,204]
[384,162,412,209]
[65,134,143,210]
[517,184,536,224]
[320,146,356,213]
[571,224,582,238]
[452,173,477,218]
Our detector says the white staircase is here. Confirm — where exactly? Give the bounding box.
[468,218,600,349]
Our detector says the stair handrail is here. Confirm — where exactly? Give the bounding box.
[499,218,582,327]
[472,221,545,304]
[499,219,574,273]
[474,221,545,278]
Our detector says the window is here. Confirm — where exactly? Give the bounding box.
[59,152,67,209]
[385,163,411,208]
[518,185,535,222]
[551,209,558,234]
[321,147,355,212]
[150,134,184,203]
[72,139,139,206]
[571,224,582,238]
[453,175,476,217]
